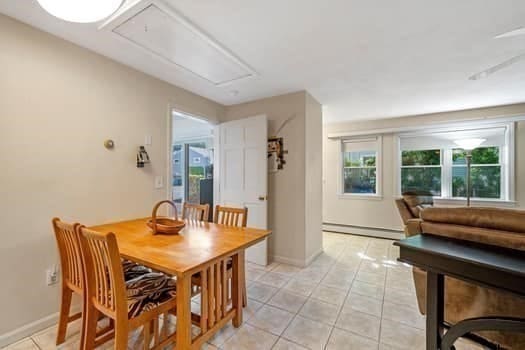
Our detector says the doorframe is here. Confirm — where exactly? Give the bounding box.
[213,123,222,211]
[166,105,218,210]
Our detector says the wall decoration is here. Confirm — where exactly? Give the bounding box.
[267,113,295,172]
[137,146,150,168]
[268,137,287,172]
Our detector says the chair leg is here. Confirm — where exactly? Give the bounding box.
[56,287,73,345]
[114,321,129,350]
[227,265,247,307]
[226,277,231,304]
[241,269,247,308]
[242,283,247,307]
[82,303,99,350]
[144,321,151,350]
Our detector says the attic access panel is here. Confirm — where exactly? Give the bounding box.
[113,4,254,86]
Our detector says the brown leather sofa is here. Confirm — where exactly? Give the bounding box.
[396,195,525,349]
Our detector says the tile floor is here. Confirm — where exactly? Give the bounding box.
[3,232,486,350]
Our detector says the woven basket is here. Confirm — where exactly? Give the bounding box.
[147,200,185,235]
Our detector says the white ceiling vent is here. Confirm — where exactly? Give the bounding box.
[107,2,256,86]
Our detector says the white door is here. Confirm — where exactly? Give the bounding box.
[215,115,268,266]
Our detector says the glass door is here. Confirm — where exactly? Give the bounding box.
[172,144,185,213]
[171,139,214,217]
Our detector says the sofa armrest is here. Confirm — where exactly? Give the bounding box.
[395,198,414,225]
[405,218,422,237]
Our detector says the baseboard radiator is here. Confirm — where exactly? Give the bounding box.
[323,223,403,240]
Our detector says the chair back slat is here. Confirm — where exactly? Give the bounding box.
[213,205,248,228]
[182,203,210,222]
[52,218,82,292]
[78,227,127,317]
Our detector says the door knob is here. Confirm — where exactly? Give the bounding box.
[258,196,267,201]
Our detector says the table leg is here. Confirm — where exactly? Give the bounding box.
[176,274,192,349]
[232,250,245,327]
[426,271,444,350]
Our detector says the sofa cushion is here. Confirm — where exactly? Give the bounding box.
[126,272,176,318]
[420,207,525,233]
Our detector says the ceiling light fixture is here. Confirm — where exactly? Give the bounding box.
[468,52,525,80]
[36,0,124,23]
[495,27,525,39]
[454,138,486,151]
[468,25,525,81]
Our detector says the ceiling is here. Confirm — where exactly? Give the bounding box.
[1,0,525,123]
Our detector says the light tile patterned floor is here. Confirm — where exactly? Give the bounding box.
[3,232,486,350]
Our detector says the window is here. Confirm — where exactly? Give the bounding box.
[397,124,513,201]
[401,150,442,196]
[452,147,501,199]
[344,150,377,194]
[341,137,381,196]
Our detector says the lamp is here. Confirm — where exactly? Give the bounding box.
[454,138,486,206]
[37,0,124,23]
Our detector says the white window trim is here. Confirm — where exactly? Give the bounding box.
[393,122,516,205]
[433,197,517,208]
[338,135,383,199]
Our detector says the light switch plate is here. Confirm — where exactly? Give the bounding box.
[154,175,163,189]
[145,135,152,145]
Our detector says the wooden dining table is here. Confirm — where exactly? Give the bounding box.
[89,217,272,350]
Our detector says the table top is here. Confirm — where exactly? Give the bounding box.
[89,218,271,276]
[395,235,525,276]
[395,234,525,296]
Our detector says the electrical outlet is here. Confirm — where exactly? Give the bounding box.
[46,266,59,286]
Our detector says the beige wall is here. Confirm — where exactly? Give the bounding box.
[304,93,323,260]
[0,14,224,341]
[224,92,323,266]
[323,104,525,232]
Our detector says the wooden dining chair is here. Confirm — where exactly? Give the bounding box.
[52,218,84,345]
[191,205,249,310]
[214,205,248,227]
[214,205,248,307]
[78,226,178,350]
[52,218,154,346]
[182,202,210,222]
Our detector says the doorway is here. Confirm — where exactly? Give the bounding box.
[171,110,214,221]
[170,111,269,266]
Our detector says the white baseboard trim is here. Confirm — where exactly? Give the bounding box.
[0,312,59,348]
[323,223,403,240]
[0,305,82,348]
[271,255,306,267]
[304,248,323,267]
[272,247,324,268]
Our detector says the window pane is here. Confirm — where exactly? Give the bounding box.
[452,147,499,165]
[344,168,376,194]
[402,150,441,166]
[452,166,501,198]
[172,144,184,202]
[344,151,376,167]
[401,167,441,196]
